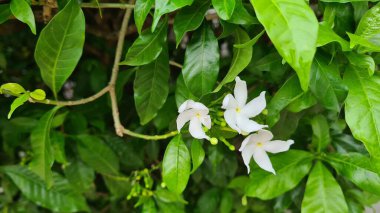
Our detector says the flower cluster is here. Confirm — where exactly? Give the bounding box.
[176,77,294,174]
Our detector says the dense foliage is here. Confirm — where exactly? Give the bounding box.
[0,0,380,212]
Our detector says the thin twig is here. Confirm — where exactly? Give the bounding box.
[169,60,183,69]
[122,129,178,140]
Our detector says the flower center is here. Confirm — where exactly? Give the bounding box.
[195,113,201,118]
[235,107,241,113]
[256,142,263,147]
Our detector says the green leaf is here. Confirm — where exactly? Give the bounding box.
[64,159,94,193]
[142,198,157,213]
[354,2,380,51]
[30,89,46,101]
[162,135,191,194]
[245,150,313,200]
[134,0,154,34]
[103,175,131,199]
[310,115,331,152]
[212,0,235,20]
[321,0,377,2]
[250,0,318,91]
[134,48,169,125]
[345,52,375,76]
[155,188,188,204]
[1,166,89,212]
[286,91,317,113]
[220,190,233,213]
[317,22,350,51]
[51,131,67,164]
[152,0,193,31]
[344,66,380,170]
[301,161,348,213]
[173,0,209,47]
[175,73,197,107]
[227,0,258,25]
[0,82,26,96]
[29,106,61,187]
[0,4,11,24]
[121,20,167,66]
[310,55,347,112]
[233,30,264,48]
[76,134,120,175]
[267,75,303,127]
[8,93,29,119]
[324,153,380,196]
[182,23,219,97]
[190,139,205,173]
[195,188,221,213]
[35,0,85,97]
[214,28,252,92]
[10,0,36,34]
[348,32,380,52]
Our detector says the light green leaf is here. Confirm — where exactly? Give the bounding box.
[250,0,318,91]
[182,23,219,97]
[301,161,348,213]
[35,0,85,97]
[355,2,380,51]
[8,93,29,119]
[245,150,313,200]
[173,0,210,47]
[227,0,258,25]
[76,134,120,175]
[324,153,380,196]
[1,166,89,212]
[10,0,36,34]
[310,115,331,152]
[212,0,235,20]
[29,106,61,187]
[162,135,191,194]
[348,32,380,52]
[345,52,375,76]
[321,0,377,2]
[267,75,303,127]
[134,0,154,34]
[121,20,167,66]
[142,198,157,213]
[317,22,350,51]
[30,89,46,101]
[214,28,252,92]
[233,30,264,48]
[175,73,197,107]
[190,139,205,173]
[0,82,26,96]
[134,48,169,125]
[0,4,11,24]
[152,0,193,31]
[344,66,380,170]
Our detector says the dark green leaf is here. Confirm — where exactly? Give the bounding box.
[286,91,317,113]
[134,0,154,34]
[220,190,233,213]
[212,0,235,20]
[301,161,348,213]
[51,131,67,164]
[35,0,85,97]
[311,115,331,152]
[8,93,29,119]
[64,159,94,193]
[233,30,264,48]
[227,0,258,25]
[103,175,131,199]
[182,23,219,97]
[10,0,36,34]
[142,198,157,213]
[152,0,193,31]
[195,188,220,213]
[190,139,205,173]
[162,135,191,194]
[0,4,11,24]
[245,150,313,200]
[175,73,197,107]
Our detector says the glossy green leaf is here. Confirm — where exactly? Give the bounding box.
[7,93,29,119]
[152,0,193,31]
[64,159,94,193]
[1,166,89,212]
[0,4,11,24]
[286,91,317,113]
[30,89,46,101]
[35,0,85,97]
[317,22,350,51]
[0,82,26,96]
[301,161,348,213]
[227,0,258,25]
[76,134,120,175]
[121,20,167,66]
[212,0,235,20]
[154,188,188,204]
[182,23,219,97]
[233,30,264,48]
[267,75,303,127]
[250,0,318,91]
[10,0,36,34]
[310,55,347,112]
[311,115,331,152]
[245,150,313,199]
[344,66,380,169]
[348,32,380,52]
[214,28,251,92]
[134,48,169,125]
[173,0,209,47]
[354,3,380,51]
[134,0,154,34]
[29,106,61,187]
[324,153,380,196]
[190,139,205,173]
[175,73,197,107]
[162,135,191,194]
[345,52,375,76]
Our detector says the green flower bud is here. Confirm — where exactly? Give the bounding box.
[210,137,218,145]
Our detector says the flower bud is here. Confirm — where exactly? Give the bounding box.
[210,137,218,145]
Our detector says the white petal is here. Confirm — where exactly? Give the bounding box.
[189,118,209,140]
[236,115,267,133]
[224,109,241,133]
[242,91,266,118]
[253,148,275,174]
[241,144,255,174]
[263,140,294,154]
[178,100,194,113]
[239,135,253,151]
[251,129,274,143]
[178,100,208,112]
[200,115,212,129]
[222,94,238,109]
[176,110,196,131]
[234,77,247,106]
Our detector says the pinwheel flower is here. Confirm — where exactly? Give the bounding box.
[239,130,294,174]
[176,100,211,140]
[222,77,267,134]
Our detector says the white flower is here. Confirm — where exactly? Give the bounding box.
[239,130,294,174]
[222,77,267,134]
[176,100,211,140]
